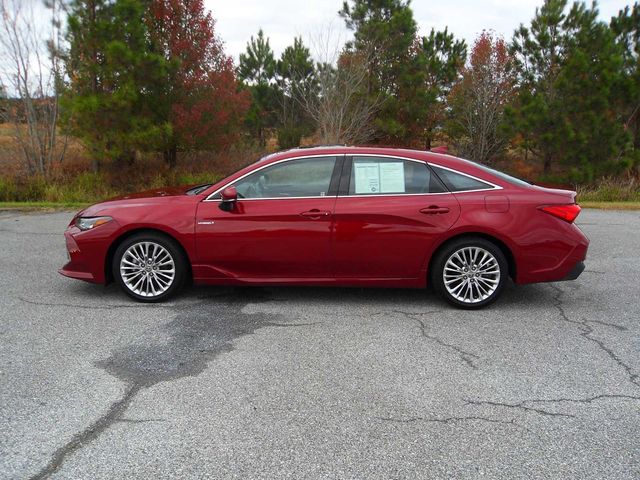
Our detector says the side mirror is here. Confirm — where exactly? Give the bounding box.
[219,186,237,211]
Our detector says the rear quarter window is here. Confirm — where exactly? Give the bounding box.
[431,166,495,192]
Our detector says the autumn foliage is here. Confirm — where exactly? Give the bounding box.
[447,31,516,165]
[147,0,249,166]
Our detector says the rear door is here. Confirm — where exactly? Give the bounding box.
[331,155,460,279]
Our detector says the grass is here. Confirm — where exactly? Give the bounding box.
[579,201,640,210]
[0,201,89,211]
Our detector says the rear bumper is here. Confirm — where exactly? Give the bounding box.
[560,260,585,281]
[516,224,589,284]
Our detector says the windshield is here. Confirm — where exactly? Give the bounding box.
[185,184,213,195]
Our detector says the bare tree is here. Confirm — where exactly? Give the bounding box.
[298,23,380,145]
[0,0,67,176]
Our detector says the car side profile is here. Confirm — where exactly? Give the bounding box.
[60,146,589,308]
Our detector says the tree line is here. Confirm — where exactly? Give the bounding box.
[1,0,639,183]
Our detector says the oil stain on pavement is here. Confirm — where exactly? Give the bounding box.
[31,288,284,479]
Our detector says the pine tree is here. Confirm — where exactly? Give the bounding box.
[238,30,278,146]
[507,0,628,180]
[276,37,316,148]
[61,0,171,170]
[339,0,420,144]
[611,2,640,174]
[419,28,467,149]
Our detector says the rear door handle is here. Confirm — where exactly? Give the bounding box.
[420,206,450,215]
[300,209,331,219]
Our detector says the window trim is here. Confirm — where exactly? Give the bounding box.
[204,154,342,202]
[203,153,503,202]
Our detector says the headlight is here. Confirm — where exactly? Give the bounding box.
[75,216,113,231]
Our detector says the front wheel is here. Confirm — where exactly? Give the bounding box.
[431,237,508,309]
[112,233,186,302]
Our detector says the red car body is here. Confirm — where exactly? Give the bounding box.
[60,147,589,291]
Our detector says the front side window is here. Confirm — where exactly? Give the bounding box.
[348,157,446,195]
[228,156,337,199]
[430,165,495,192]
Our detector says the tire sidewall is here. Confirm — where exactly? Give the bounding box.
[431,237,508,309]
[112,232,186,303]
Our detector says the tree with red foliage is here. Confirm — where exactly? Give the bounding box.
[147,0,248,167]
[447,31,516,165]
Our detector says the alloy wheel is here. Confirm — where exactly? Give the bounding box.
[442,246,501,304]
[119,241,175,298]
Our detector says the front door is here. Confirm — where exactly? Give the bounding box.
[332,156,461,279]
[195,156,340,280]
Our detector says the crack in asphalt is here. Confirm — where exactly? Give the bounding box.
[29,288,302,479]
[464,393,640,420]
[0,228,59,236]
[376,415,517,427]
[464,398,576,418]
[18,296,176,310]
[30,384,141,480]
[115,418,166,424]
[550,285,639,388]
[392,310,480,369]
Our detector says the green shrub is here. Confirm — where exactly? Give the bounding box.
[0,178,17,201]
[277,126,304,149]
[175,172,218,186]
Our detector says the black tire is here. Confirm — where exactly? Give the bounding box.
[430,236,508,309]
[112,232,187,303]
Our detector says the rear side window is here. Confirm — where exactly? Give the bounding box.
[431,165,495,192]
[348,157,446,195]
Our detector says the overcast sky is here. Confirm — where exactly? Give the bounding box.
[208,0,634,63]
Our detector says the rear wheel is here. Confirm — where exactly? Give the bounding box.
[112,232,186,302]
[431,237,508,309]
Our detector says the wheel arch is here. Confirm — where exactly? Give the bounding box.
[427,232,517,284]
[105,227,192,284]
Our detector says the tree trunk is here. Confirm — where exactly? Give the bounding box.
[425,134,432,151]
[543,152,552,175]
[164,145,177,169]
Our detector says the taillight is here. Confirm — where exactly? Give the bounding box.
[539,204,581,223]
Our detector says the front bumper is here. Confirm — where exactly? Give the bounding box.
[58,221,120,284]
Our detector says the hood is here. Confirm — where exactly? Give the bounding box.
[106,185,194,201]
[75,184,201,218]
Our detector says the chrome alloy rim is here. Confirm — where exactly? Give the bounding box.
[443,247,500,304]
[120,242,175,297]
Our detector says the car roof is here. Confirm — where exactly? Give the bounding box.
[257,145,475,171]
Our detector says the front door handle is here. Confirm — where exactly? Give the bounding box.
[420,206,450,215]
[300,209,331,219]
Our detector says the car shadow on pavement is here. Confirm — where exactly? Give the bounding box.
[62,279,567,311]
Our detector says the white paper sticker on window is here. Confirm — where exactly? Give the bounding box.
[379,162,405,193]
[354,162,381,193]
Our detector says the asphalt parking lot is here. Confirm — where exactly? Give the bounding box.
[0,209,638,479]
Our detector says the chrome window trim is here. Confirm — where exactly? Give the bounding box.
[203,153,502,202]
[204,154,340,201]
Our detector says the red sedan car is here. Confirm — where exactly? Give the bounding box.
[60,146,589,308]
